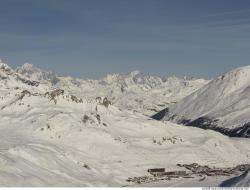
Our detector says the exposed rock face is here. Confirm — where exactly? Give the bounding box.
[45,89,64,104]
[96,97,112,108]
[70,95,83,103]
[16,76,40,87]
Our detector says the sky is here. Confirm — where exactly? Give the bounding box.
[1,0,250,79]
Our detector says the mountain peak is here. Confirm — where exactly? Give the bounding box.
[20,63,36,70]
[16,63,59,84]
[0,60,13,72]
[219,65,250,80]
[16,63,42,73]
[129,70,142,77]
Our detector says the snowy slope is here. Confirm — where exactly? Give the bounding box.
[1,84,250,186]
[161,66,250,138]
[220,169,250,187]
[0,62,250,186]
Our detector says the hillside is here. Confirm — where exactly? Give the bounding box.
[160,66,250,138]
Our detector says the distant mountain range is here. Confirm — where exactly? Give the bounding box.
[14,61,208,116]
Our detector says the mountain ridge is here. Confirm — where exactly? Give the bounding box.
[13,61,209,115]
[160,65,250,138]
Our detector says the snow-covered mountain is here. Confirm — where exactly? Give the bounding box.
[97,71,208,115]
[0,60,249,186]
[15,63,209,116]
[101,70,165,90]
[0,60,42,90]
[159,66,250,138]
[16,63,59,85]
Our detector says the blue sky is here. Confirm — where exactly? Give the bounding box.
[1,0,250,79]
